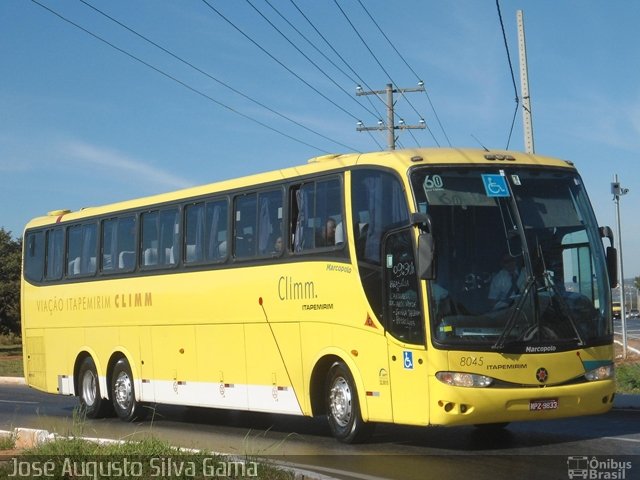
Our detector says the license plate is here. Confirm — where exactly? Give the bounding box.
[529,398,558,411]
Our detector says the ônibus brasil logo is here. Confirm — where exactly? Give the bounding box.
[567,456,632,479]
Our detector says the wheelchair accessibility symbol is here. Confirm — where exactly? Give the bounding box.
[481,174,510,197]
[403,351,414,370]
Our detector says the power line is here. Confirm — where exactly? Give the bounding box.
[77,0,358,153]
[200,0,364,124]
[261,0,385,122]
[30,0,333,154]
[353,0,451,146]
[287,0,387,122]
[332,0,428,147]
[333,0,429,147]
[496,0,520,150]
[243,0,380,121]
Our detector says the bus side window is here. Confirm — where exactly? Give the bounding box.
[184,199,228,264]
[184,203,204,264]
[205,199,228,261]
[44,228,64,281]
[291,177,342,253]
[234,194,257,259]
[67,223,97,277]
[141,209,179,267]
[24,231,45,283]
[102,216,136,273]
[257,190,283,256]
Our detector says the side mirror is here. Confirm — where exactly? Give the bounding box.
[606,246,618,289]
[599,226,618,288]
[410,212,432,233]
[417,233,435,280]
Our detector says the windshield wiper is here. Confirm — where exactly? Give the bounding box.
[541,269,585,346]
[492,275,536,350]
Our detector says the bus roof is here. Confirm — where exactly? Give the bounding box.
[24,147,575,230]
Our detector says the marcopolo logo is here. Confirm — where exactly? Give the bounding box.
[567,456,632,479]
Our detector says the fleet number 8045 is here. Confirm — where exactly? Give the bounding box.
[459,356,484,367]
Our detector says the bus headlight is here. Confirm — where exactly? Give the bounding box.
[584,364,614,381]
[435,371,494,388]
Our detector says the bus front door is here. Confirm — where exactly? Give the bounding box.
[383,228,430,426]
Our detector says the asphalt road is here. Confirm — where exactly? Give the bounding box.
[0,384,638,480]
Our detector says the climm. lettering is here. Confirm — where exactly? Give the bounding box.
[114,292,152,308]
[278,276,316,300]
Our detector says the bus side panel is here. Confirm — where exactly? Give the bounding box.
[151,325,197,405]
[195,324,248,410]
[116,326,152,402]
[244,323,303,414]
[47,327,82,395]
[301,322,393,423]
[23,331,46,391]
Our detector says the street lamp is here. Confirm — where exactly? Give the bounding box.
[612,174,629,358]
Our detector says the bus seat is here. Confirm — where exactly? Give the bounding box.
[143,248,158,266]
[68,257,80,275]
[217,240,227,257]
[186,244,197,262]
[118,251,135,269]
[165,247,175,265]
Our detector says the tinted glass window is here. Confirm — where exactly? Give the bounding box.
[351,169,409,320]
[102,216,137,272]
[45,228,64,281]
[141,208,179,267]
[185,199,228,263]
[292,178,343,252]
[67,223,97,276]
[257,190,283,256]
[234,194,257,259]
[24,231,45,283]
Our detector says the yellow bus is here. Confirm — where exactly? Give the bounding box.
[21,148,618,443]
[612,301,622,320]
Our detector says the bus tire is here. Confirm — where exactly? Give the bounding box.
[325,361,373,443]
[77,357,113,418]
[110,357,147,422]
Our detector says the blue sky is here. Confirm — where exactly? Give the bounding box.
[1,0,639,277]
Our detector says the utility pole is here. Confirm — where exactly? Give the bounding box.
[612,174,630,358]
[517,10,535,154]
[356,83,425,150]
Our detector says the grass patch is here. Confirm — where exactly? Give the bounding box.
[0,333,20,346]
[0,336,23,377]
[0,436,292,479]
[616,362,640,394]
[0,433,15,450]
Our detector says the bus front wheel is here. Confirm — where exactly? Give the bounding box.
[325,361,373,443]
[77,357,113,418]
[110,358,147,422]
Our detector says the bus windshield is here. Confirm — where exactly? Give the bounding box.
[410,167,612,352]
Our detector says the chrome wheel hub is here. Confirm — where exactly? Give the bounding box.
[114,371,133,411]
[329,377,352,427]
[81,370,97,407]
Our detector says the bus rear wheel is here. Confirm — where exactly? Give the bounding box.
[77,357,113,418]
[325,361,373,443]
[110,358,147,422]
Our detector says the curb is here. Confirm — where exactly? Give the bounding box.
[0,377,25,385]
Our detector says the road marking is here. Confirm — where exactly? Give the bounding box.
[604,436,640,443]
[0,399,39,405]
[613,339,640,355]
